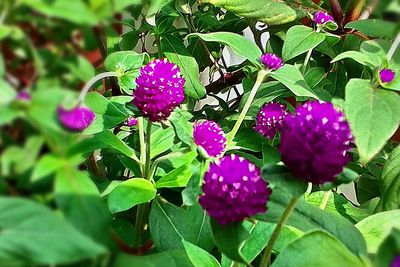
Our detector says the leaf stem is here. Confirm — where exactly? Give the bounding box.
[144,121,152,179]
[301,28,321,74]
[319,190,331,210]
[77,72,118,105]
[228,69,268,143]
[138,118,146,173]
[387,32,400,62]
[259,197,299,267]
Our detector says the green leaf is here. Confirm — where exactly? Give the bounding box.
[112,250,193,267]
[0,80,16,105]
[376,146,400,211]
[150,126,176,159]
[331,51,376,68]
[182,240,221,267]
[156,163,193,188]
[345,19,398,39]
[282,25,326,61]
[270,64,320,99]
[345,79,400,164]
[108,178,156,213]
[356,210,400,254]
[187,32,262,65]
[31,154,66,182]
[210,219,249,263]
[198,0,319,26]
[304,67,325,89]
[104,51,145,72]
[161,34,206,99]
[83,92,128,135]
[271,230,367,267]
[147,0,174,17]
[257,189,367,256]
[65,56,95,82]
[170,109,195,148]
[55,169,111,243]
[376,229,400,267]
[149,199,213,251]
[261,165,307,197]
[0,197,106,265]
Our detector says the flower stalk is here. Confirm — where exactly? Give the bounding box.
[77,71,118,105]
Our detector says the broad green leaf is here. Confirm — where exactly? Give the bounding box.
[376,229,400,267]
[261,165,307,197]
[55,169,111,243]
[170,109,195,148]
[104,51,145,72]
[282,25,325,61]
[112,250,193,267]
[31,154,66,181]
[149,198,213,251]
[182,240,220,267]
[0,106,21,126]
[108,178,156,213]
[376,146,400,211]
[0,81,16,105]
[83,92,128,135]
[156,163,193,188]
[65,56,95,82]
[345,19,398,39]
[187,32,262,66]
[257,189,367,255]
[356,210,400,253]
[345,79,400,164]
[0,197,105,265]
[198,0,319,26]
[272,230,367,267]
[150,126,176,159]
[331,51,376,68]
[304,67,325,89]
[161,34,206,99]
[270,64,320,99]
[147,0,174,17]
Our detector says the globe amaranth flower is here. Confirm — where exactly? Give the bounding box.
[260,53,283,71]
[379,68,396,83]
[193,120,226,158]
[392,255,400,267]
[313,11,335,25]
[199,154,271,224]
[133,58,185,122]
[254,102,288,139]
[280,101,352,184]
[16,91,31,101]
[58,106,95,132]
[125,116,138,127]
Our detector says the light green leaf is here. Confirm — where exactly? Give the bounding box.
[104,51,145,72]
[345,19,398,39]
[156,163,193,188]
[147,0,174,17]
[31,154,66,182]
[345,79,400,164]
[0,80,16,106]
[150,126,176,159]
[331,51,376,68]
[112,250,193,267]
[182,240,220,267]
[262,165,307,197]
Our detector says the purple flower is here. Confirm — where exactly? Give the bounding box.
[380,68,396,83]
[133,59,185,122]
[313,11,335,25]
[260,53,283,71]
[58,106,95,132]
[254,103,288,139]
[193,120,227,158]
[280,101,352,184]
[16,91,31,101]
[199,154,271,224]
[125,116,138,127]
[392,255,400,267]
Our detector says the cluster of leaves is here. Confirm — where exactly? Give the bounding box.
[0,0,399,267]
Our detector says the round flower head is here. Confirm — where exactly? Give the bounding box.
[193,120,226,158]
[16,91,31,101]
[313,11,335,25]
[260,53,283,71]
[58,106,95,132]
[254,102,288,139]
[133,59,185,122]
[125,116,138,127]
[199,154,271,224]
[392,255,400,267]
[280,101,352,184]
[379,68,396,83]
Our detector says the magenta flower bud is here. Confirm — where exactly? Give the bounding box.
[58,106,95,132]
[193,120,226,158]
[254,103,288,139]
[125,116,138,127]
[313,11,335,25]
[199,154,271,224]
[133,59,185,122]
[280,101,352,184]
[392,255,400,267]
[379,68,396,83]
[16,91,31,101]
[260,53,283,71]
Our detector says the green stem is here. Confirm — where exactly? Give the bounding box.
[144,121,152,179]
[319,190,331,210]
[138,117,146,173]
[78,72,118,105]
[301,28,321,74]
[388,32,400,62]
[259,197,299,267]
[228,69,268,143]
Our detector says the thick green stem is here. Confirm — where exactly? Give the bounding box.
[259,197,299,267]
[228,69,268,143]
[77,72,118,104]
[144,121,152,179]
[301,28,321,74]
[138,118,146,174]
[319,190,331,210]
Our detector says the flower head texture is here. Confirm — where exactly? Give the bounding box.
[199,154,271,224]
[193,120,226,158]
[133,58,185,122]
[260,53,283,71]
[380,68,396,83]
[125,116,138,127]
[313,11,335,25]
[254,103,288,139]
[58,106,95,132]
[16,91,31,101]
[392,255,400,267]
[280,101,352,184]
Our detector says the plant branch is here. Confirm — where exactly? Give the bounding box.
[345,0,366,24]
[319,190,331,210]
[388,32,400,62]
[77,72,118,104]
[329,0,344,28]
